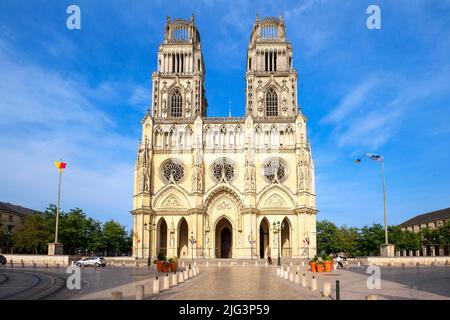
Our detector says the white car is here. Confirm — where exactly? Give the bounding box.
[75,256,106,267]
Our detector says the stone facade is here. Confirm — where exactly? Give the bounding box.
[131,15,317,260]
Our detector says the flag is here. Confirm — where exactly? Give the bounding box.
[55,161,67,173]
[365,153,384,161]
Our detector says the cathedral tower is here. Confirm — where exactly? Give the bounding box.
[152,15,207,120]
[245,15,298,118]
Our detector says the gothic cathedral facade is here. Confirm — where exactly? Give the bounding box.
[132,15,317,260]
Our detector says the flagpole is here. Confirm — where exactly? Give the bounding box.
[381,160,388,245]
[55,168,62,243]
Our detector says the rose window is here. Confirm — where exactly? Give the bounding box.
[263,158,288,183]
[211,158,236,182]
[160,159,185,183]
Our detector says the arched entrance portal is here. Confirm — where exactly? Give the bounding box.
[281,217,291,257]
[215,218,232,258]
[177,218,188,258]
[157,218,167,256]
[259,218,270,258]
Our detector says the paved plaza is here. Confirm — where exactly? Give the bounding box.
[1,262,449,300]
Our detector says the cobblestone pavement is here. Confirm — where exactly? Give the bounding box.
[157,265,315,300]
[2,263,449,300]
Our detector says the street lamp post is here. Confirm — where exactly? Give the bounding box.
[189,232,196,261]
[273,221,284,266]
[144,222,156,266]
[248,234,256,260]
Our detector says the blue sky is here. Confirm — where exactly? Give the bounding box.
[0,0,449,230]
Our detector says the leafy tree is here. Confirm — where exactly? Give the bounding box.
[12,213,53,254]
[100,220,130,256]
[316,220,339,255]
[356,224,385,256]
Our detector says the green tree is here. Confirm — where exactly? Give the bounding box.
[12,213,53,254]
[100,220,130,256]
[316,220,339,255]
[357,224,385,256]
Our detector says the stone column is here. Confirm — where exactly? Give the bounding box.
[409,250,413,257]
[439,247,445,256]
[395,251,400,257]
[422,246,427,257]
[415,250,420,257]
[402,250,407,257]
[431,247,435,257]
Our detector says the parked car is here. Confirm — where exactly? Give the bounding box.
[0,255,6,265]
[75,256,106,267]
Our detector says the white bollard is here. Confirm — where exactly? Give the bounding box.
[178,272,184,283]
[182,261,185,267]
[171,273,178,286]
[153,277,160,294]
[206,261,209,267]
[136,284,145,300]
[265,261,268,267]
[289,272,294,282]
[294,272,300,284]
[310,276,317,291]
[287,266,290,272]
[218,261,221,267]
[255,261,258,266]
[188,269,193,278]
[183,270,188,280]
[333,264,337,271]
[284,270,289,280]
[301,261,305,267]
[301,273,307,287]
[197,266,200,275]
[323,282,331,297]
[276,267,280,276]
[163,274,170,290]
[193,268,197,276]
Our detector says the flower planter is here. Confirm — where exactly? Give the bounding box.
[162,263,170,273]
[316,264,324,272]
[169,262,178,272]
[323,260,333,272]
[310,262,316,272]
[156,260,164,272]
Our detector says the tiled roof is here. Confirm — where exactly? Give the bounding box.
[398,207,450,228]
[0,201,41,216]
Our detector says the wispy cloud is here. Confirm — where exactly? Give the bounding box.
[0,36,138,226]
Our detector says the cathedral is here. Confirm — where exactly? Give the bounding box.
[131,15,317,260]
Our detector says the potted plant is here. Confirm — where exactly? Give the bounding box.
[316,258,324,273]
[162,260,170,272]
[156,251,165,272]
[322,253,333,272]
[168,256,178,272]
[309,256,318,272]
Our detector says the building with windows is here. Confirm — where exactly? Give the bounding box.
[398,207,449,256]
[131,15,317,260]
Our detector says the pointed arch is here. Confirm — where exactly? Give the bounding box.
[156,217,168,256]
[153,184,191,210]
[266,87,278,116]
[204,184,243,211]
[177,217,189,258]
[257,184,295,210]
